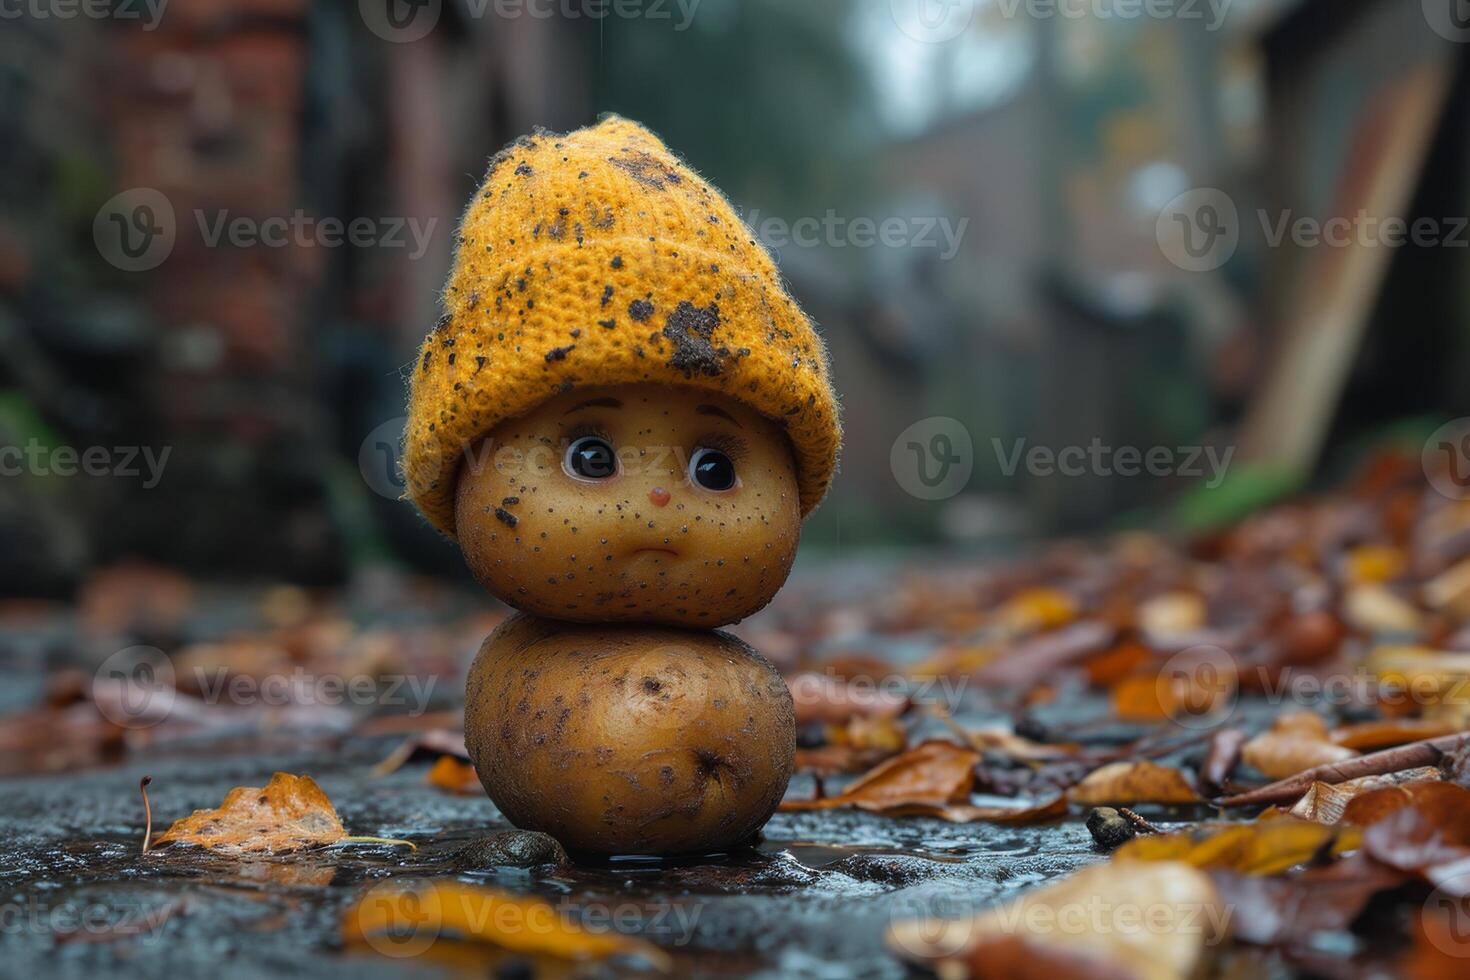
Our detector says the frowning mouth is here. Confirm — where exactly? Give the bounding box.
[631,547,679,558]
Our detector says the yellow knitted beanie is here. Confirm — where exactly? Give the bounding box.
[403,115,840,539]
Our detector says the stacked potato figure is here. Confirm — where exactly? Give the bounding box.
[403,117,840,855]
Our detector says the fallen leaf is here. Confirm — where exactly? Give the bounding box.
[878,794,1068,825]
[1137,591,1206,640]
[1331,718,1464,751]
[1344,585,1423,633]
[1288,767,1442,823]
[1068,761,1200,806]
[344,880,669,968]
[887,861,1227,980]
[1242,712,1358,780]
[1114,818,1361,875]
[779,740,977,812]
[153,772,345,854]
[427,756,481,794]
[1207,853,1405,946]
[976,621,1116,688]
[995,587,1079,632]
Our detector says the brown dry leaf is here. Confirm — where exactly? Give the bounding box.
[426,756,481,794]
[878,794,1068,825]
[965,727,1079,762]
[1353,783,1470,897]
[887,860,1227,980]
[1289,767,1441,823]
[344,880,669,968]
[153,772,345,854]
[1084,640,1154,689]
[1242,712,1359,780]
[1114,818,1362,876]
[779,740,977,812]
[1207,853,1406,947]
[1068,761,1200,806]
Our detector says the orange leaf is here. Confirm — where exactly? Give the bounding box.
[426,756,481,794]
[779,740,977,813]
[1332,719,1464,751]
[343,880,669,968]
[1068,761,1200,805]
[1115,818,1361,875]
[1288,768,1442,823]
[1242,712,1358,780]
[153,772,344,854]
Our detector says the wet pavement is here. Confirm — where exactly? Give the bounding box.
[0,734,1107,979]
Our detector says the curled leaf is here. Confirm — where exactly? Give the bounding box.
[780,740,977,813]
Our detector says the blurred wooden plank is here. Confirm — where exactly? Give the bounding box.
[1238,56,1454,470]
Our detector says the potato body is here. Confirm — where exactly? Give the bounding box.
[464,614,795,855]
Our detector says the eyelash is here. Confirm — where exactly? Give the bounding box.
[695,432,748,462]
[564,422,613,445]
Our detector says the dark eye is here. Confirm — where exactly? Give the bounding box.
[564,436,618,480]
[689,447,737,492]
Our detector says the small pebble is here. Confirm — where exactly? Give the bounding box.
[1085,807,1136,851]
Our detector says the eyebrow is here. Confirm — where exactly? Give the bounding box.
[696,404,743,428]
[563,397,622,414]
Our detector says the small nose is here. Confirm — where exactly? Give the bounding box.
[648,487,671,507]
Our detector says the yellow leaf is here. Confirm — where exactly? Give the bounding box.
[1114,817,1361,875]
[344,880,669,969]
[996,588,1078,632]
[153,772,344,854]
[887,861,1226,980]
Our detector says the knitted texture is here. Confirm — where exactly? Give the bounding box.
[403,115,840,538]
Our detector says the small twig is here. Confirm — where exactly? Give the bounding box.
[140,776,153,855]
[812,773,827,800]
[1216,732,1470,806]
[1117,807,1163,834]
